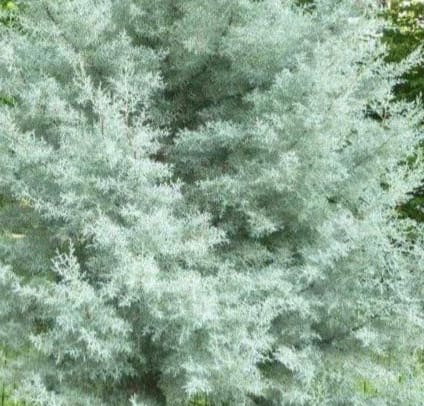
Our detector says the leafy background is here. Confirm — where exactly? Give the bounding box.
[383,0,424,222]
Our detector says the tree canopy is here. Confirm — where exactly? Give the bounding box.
[1,1,424,405]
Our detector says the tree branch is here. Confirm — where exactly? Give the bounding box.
[43,5,80,55]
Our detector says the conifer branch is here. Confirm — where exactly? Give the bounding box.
[43,5,80,56]
[318,316,378,347]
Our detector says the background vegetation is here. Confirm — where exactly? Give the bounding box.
[382,0,424,222]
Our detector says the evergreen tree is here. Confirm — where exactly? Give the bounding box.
[0,2,223,405]
[1,0,424,405]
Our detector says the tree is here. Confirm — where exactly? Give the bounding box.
[0,2,223,405]
[1,0,424,405]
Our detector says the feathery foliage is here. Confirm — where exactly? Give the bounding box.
[1,0,424,405]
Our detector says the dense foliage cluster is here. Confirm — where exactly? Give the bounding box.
[1,1,424,405]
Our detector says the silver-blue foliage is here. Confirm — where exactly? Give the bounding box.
[1,0,424,405]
